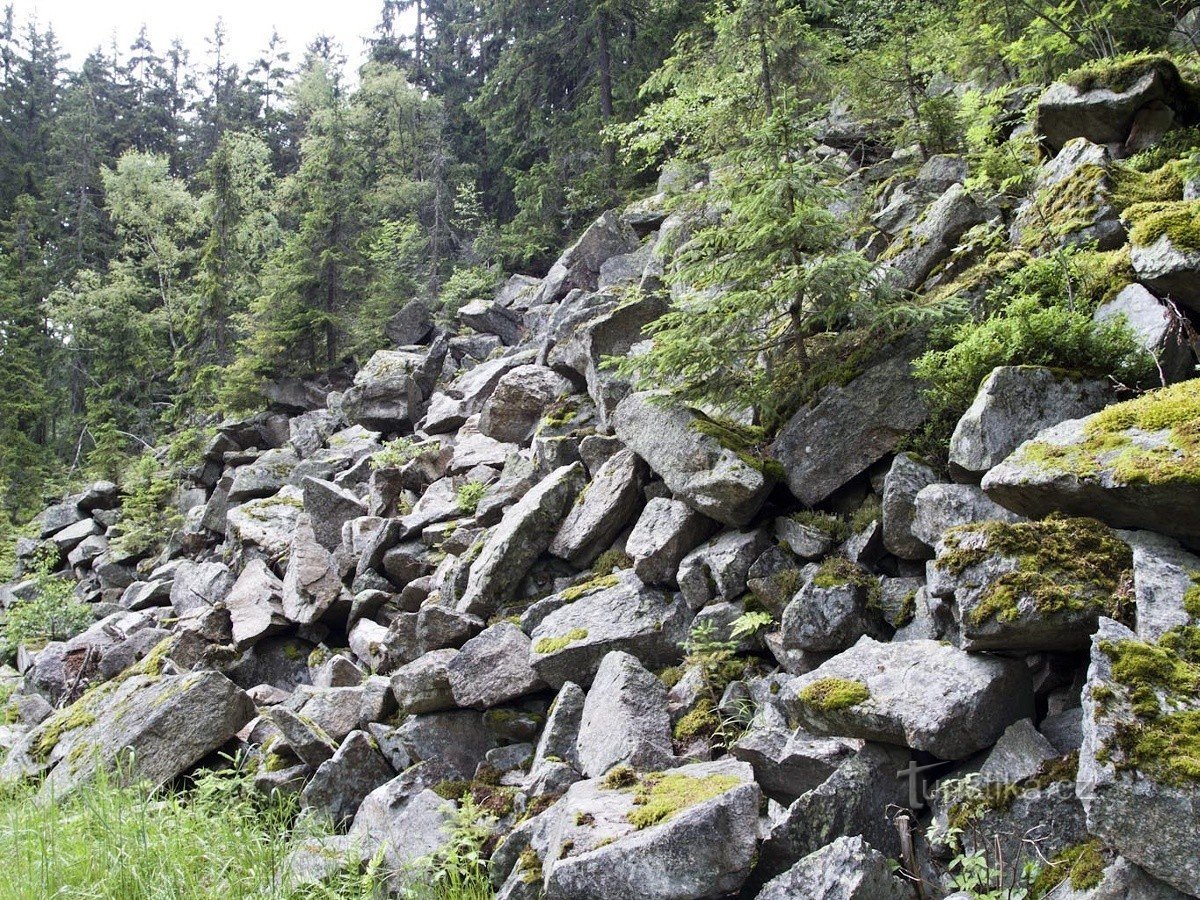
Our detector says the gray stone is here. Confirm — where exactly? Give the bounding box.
[576,651,674,777]
[756,836,909,900]
[226,488,305,561]
[781,562,890,654]
[459,298,524,345]
[1011,139,1124,251]
[418,603,484,652]
[730,722,858,803]
[627,498,718,587]
[772,344,928,507]
[302,476,366,553]
[1096,284,1195,384]
[533,210,641,306]
[531,681,585,775]
[295,686,367,744]
[342,346,445,431]
[447,623,546,709]
[225,559,287,650]
[1040,707,1085,754]
[881,453,940,560]
[677,529,772,611]
[169,561,235,616]
[48,517,101,552]
[458,463,587,617]
[549,449,647,567]
[950,366,1112,478]
[386,298,434,346]
[774,517,837,561]
[479,365,575,444]
[390,649,459,715]
[1131,230,1200,312]
[349,779,455,885]
[393,710,498,778]
[1077,618,1200,896]
[880,184,987,293]
[301,729,394,826]
[786,637,1034,759]
[613,393,773,528]
[912,482,1025,547]
[229,448,299,503]
[529,573,690,688]
[282,515,352,626]
[1124,530,1200,641]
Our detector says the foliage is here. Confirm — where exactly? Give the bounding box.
[402,796,495,900]
[1,551,93,661]
[456,481,487,516]
[371,438,424,470]
[111,451,183,560]
[437,265,502,317]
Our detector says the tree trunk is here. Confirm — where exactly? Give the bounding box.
[597,9,617,170]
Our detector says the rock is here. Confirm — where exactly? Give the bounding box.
[1011,138,1124,251]
[229,448,299,503]
[479,365,575,444]
[774,517,837,561]
[576,651,674,777]
[458,463,587,617]
[496,274,543,310]
[1,670,254,797]
[349,778,455,884]
[881,453,940,560]
[928,516,1132,652]
[880,183,987,292]
[1036,58,1187,155]
[225,559,288,650]
[48,517,101,552]
[226,488,305,561]
[530,758,759,900]
[531,681,586,775]
[1077,618,1200,895]
[459,298,524,345]
[613,393,773,528]
[1095,284,1195,384]
[390,649,459,715]
[225,636,315,692]
[533,210,641,306]
[982,381,1200,544]
[677,529,772,610]
[549,449,647,567]
[772,343,927,507]
[786,637,1034,759]
[912,483,1025,547]
[950,366,1113,479]
[529,573,690,689]
[392,710,498,779]
[418,603,484,652]
[301,730,394,827]
[447,623,546,709]
[1040,707,1085,754]
[302,476,366,553]
[756,836,909,900]
[312,653,366,688]
[385,298,434,346]
[342,346,445,431]
[626,498,718,587]
[169,561,235,616]
[730,722,858,803]
[1045,855,1191,899]
[282,515,351,626]
[1130,225,1200,313]
[36,500,86,538]
[1124,530,1200,641]
[781,560,890,654]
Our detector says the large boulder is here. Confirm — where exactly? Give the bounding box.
[781,559,890,654]
[881,453,939,560]
[533,210,641,306]
[786,637,1034,759]
[928,516,1132,652]
[879,183,987,292]
[626,498,718,587]
[1010,138,1124,251]
[282,514,352,625]
[458,464,588,617]
[912,482,1025,548]
[1129,209,1200,312]
[756,836,909,900]
[613,393,774,528]
[1095,284,1195,384]
[302,476,366,553]
[549,449,647,567]
[228,448,299,503]
[341,346,445,431]
[949,366,1112,479]
[446,623,546,709]
[772,343,927,507]
[385,298,434,346]
[479,365,575,444]
[349,772,456,885]
[576,651,674,777]
[528,572,690,688]
[226,487,305,561]
[300,730,394,827]
[225,559,288,650]
[677,529,772,610]
[983,381,1200,545]
[1076,618,1200,896]
[390,649,459,715]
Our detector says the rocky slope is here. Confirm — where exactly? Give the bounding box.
[3,59,1200,900]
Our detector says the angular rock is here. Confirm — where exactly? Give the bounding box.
[385,298,434,346]
[302,476,366,553]
[390,649,459,715]
[447,623,546,709]
[342,347,445,431]
[479,365,574,445]
[577,651,674,777]
[169,561,235,616]
[350,779,455,884]
[1095,284,1195,384]
[781,561,890,654]
[459,298,524,345]
[626,498,718,587]
[730,722,858,803]
[225,559,288,650]
[229,448,299,503]
[282,515,351,626]
[950,366,1112,478]
[1131,224,1200,312]
[1125,530,1200,640]
[880,184,987,293]
[613,393,773,528]
[677,529,772,611]
[786,637,1034,759]
[301,730,394,827]
[912,482,1025,548]
[881,453,940,560]
[549,449,647,567]
[531,681,585,775]
[392,710,498,778]
[226,488,305,561]
[756,836,909,900]
[774,517,837,561]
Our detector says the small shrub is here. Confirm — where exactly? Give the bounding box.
[1,553,92,660]
[371,437,425,470]
[111,451,182,560]
[455,481,487,515]
[437,265,502,316]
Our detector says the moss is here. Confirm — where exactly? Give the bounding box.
[850,496,881,532]
[1030,839,1108,897]
[896,590,918,628]
[538,397,582,432]
[533,628,589,655]
[601,765,638,790]
[1112,159,1185,211]
[559,574,619,603]
[811,557,882,610]
[1184,572,1200,618]
[673,699,719,742]
[592,549,633,576]
[518,848,543,884]
[1060,54,1179,94]
[949,752,1079,830]
[573,811,594,826]
[625,771,741,830]
[1098,626,1200,785]
[1019,162,1108,249]
[936,516,1132,627]
[689,413,785,480]
[658,666,683,689]
[789,510,849,542]
[1125,199,1200,251]
[797,677,870,711]
[1018,380,1200,487]
[31,702,98,762]
[263,751,292,773]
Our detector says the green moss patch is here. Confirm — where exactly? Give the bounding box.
[1030,839,1108,896]
[689,413,785,479]
[623,771,741,830]
[1125,199,1200,251]
[673,699,719,742]
[937,516,1132,627]
[1059,54,1180,94]
[559,574,619,603]
[1184,572,1200,618]
[811,557,882,610]
[797,677,870,711]
[533,628,589,655]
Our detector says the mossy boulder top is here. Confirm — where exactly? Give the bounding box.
[983,380,1200,545]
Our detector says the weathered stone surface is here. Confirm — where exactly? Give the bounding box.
[479,365,574,444]
[301,730,394,826]
[392,710,498,779]
[529,573,690,688]
[458,463,587,617]
[730,722,858,803]
[225,558,287,650]
[390,649,459,715]
[912,482,1025,547]
[1131,228,1200,312]
[229,449,299,503]
[983,384,1200,544]
[342,347,445,431]
[677,529,772,611]
[459,298,524,345]
[385,298,434,346]
[880,184,987,293]
[1124,530,1200,640]
[530,681,585,775]
[226,487,305,561]
[950,366,1112,478]
[786,637,1034,759]
[169,561,235,616]
[447,623,546,709]
[302,476,366,553]
[1011,138,1124,251]
[549,449,647,567]
[1096,284,1195,384]
[772,345,927,507]
[577,651,674,777]
[533,210,641,306]
[613,393,773,528]
[282,515,351,626]
[774,517,836,561]
[1077,618,1200,896]
[756,836,909,900]
[1,671,254,797]
[626,498,718,587]
[881,453,940,560]
[781,562,890,654]
[528,758,759,900]
[349,776,455,884]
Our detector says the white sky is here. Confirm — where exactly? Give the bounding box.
[21,0,408,72]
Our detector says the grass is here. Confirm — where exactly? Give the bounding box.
[0,761,494,899]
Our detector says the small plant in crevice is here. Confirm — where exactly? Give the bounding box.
[1,550,92,662]
[456,481,487,516]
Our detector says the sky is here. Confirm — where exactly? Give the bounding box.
[20,0,406,72]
